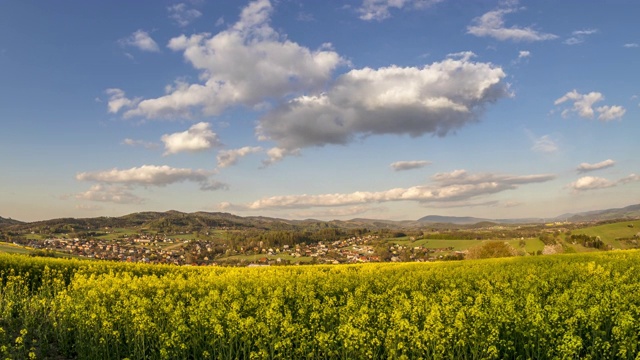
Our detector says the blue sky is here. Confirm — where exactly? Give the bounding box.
[1,0,638,222]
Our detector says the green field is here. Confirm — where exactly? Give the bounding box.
[389,237,546,254]
[1,251,640,359]
[0,241,32,254]
[572,220,640,249]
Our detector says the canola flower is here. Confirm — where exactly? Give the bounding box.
[0,251,638,358]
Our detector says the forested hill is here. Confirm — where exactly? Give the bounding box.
[2,203,639,234]
[0,217,23,227]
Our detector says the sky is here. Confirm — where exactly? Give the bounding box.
[1,0,639,222]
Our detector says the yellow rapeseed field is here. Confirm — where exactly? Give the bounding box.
[0,251,639,359]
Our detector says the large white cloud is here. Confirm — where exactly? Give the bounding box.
[257,52,509,152]
[223,169,554,210]
[161,122,221,155]
[390,160,431,171]
[467,4,557,42]
[118,30,160,52]
[216,146,263,168]
[114,0,344,119]
[576,159,615,173]
[357,0,443,21]
[76,165,226,191]
[555,90,625,121]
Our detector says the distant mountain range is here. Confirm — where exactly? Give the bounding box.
[418,204,640,225]
[1,203,639,231]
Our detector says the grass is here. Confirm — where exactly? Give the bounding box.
[572,220,640,249]
[389,237,547,253]
[0,242,32,254]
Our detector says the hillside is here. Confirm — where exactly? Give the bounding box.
[565,204,640,222]
[0,216,23,227]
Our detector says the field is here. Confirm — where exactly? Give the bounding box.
[0,242,32,255]
[0,251,639,359]
[572,220,640,249]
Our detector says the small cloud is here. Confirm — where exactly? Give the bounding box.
[564,29,598,45]
[217,146,263,168]
[75,184,144,204]
[105,88,140,114]
[168,3,202,27]
[390,160,431,171]
[596,105,626,121]
[358,0,444,21]
[215,17,225,27]
[467,3,558,42]
[261,147,300,167]
[569,176,615,192]
[122,138,159,150]
[290,206,386,219]
[623,43,639,48]
[531,135,558,153]
[161,122,221,155]
[576,159,615,173]
[618,173,640,185]
[75,204,104,211]
[554,90,625,121]
[119,30,160,52]
[518,50,531,58]
[297,11,315,22]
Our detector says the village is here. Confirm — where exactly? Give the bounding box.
[14,233,461,266]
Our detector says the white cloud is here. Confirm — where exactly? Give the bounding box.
[564,28,598,45]
[569,176,616,192]
[531,134,558,153]
[262,147,300,167]
[75,204,104,211]
[291,205,386,219]
[358,0,443,21]
[76,184,144,204]
[225,170,555,210]
[115,0,344,119]
[619,174,640,185]
[596,105,626,121]
[76,165,226,191]
[106,88,139,114]
[554,90,625,121]
[119,30,160,52]
[623,43,639,48]
[569,173,640,192]
[467,4,557,42]
[518,50,531,58]
[161,122,221,155]
[217,146,263,168]
[577,159,616,173]
[122,138,159,150]
[257,54,509,152]
[168,3,202,27]
[390,160,431,171]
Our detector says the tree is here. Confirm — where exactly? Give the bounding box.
[466,241,517,260]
